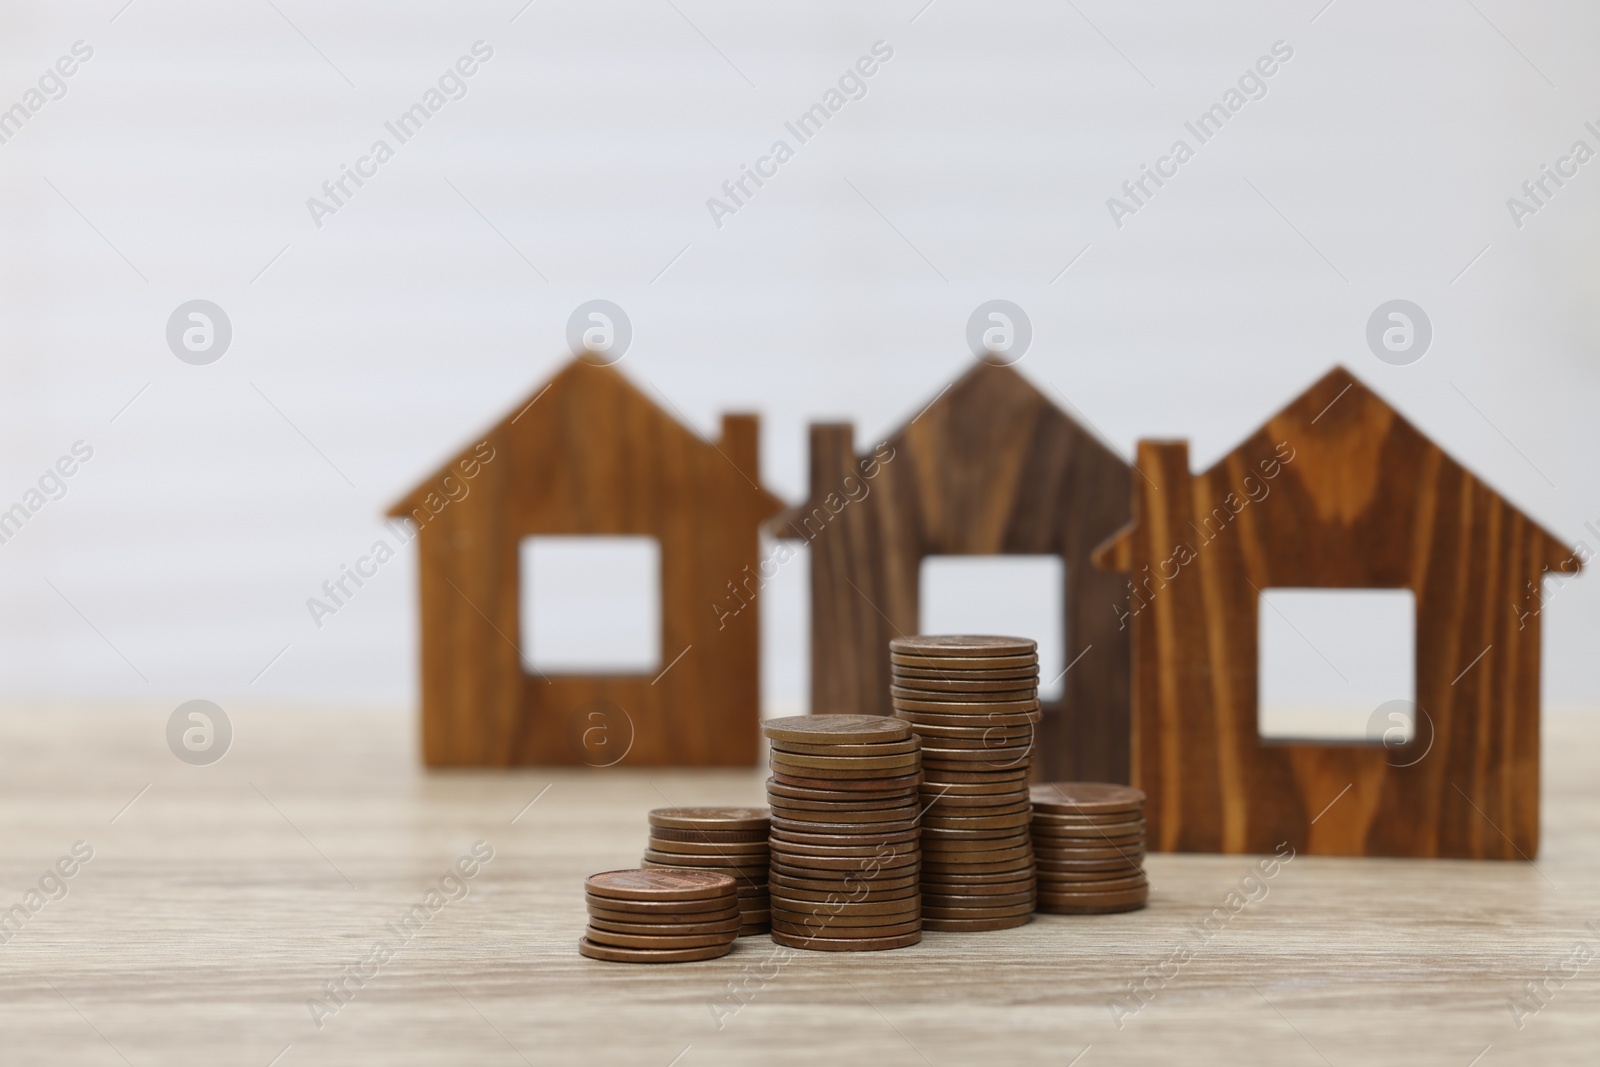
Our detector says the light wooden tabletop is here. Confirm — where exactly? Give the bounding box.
[2,707,1597,1066]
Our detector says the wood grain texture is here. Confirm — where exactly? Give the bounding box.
[768,362,1133,784]
[2,706,1598,1066]
[1093,367,1582,858]
[388,359,784,767]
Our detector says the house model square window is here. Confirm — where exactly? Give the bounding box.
[520,536,662,674]
[920,555,1066,699]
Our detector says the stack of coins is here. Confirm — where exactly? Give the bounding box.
[889,635,1039,932]
[579,868,740,962]
[1030,782,1148,914]
[763,714,923,951]
[640,807,771,936]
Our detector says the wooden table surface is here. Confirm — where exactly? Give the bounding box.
[3,708,1598,1066]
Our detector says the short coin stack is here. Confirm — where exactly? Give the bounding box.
[763,714,923,951]
[889,635,1039,932]
[580,868,740,962]
[1030,782,1148,914]
[640,807,771,936]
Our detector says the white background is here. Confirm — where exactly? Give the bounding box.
[1,0,1596,721]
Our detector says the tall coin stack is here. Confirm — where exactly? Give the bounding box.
[763,714,923,951]
[1030,783,1148,914]
[641,807,772,936]
[889,635,1039,932]
[580,868,740,963]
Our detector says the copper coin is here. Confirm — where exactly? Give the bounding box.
[922,809,1033,830]
[771,881,919,904]
[1029,783,1146,815]
[584,926,738,950]
[769,929,922,951]
[585,888,738,913]
[646,837,770,856]
[648,807,770,832]
[891,685,1037,703]
[773,899,921,922]
[578,936,733,963]
[637,862,766,887]
[1036,873,1147,893]
[771,853,919,874]
[770,771,922,792]
[897,712,1041,731]
[1034,837,1143,854]
[916,767,1027,784]
[649,825,770,844]
[921,900,1035,919]
[771,827,920,848]
[771,737,922,757]
[890,635,1037,657]
[920,890,1036,909]
[769,802,918,822]
[769,758,921,780]
[893,696,1041,715]
[1033,866,1142,883]
[769,749,923,771]
[586,902,741,925]
[769,870,920,894]
[906,721,1038,740]
[767,780,916,805]
[1032,844,1144,861]
[922,880,1034,898]
[1031,808,1146,825]
[921,780,1029,798]
[1036,885,1150,908]
[891,652,1038,671]
[921,914,1031,932]
[924,795,1031,814]
[922,855,1033,874]
[1031,818,1144,838]
[770,814,919,835]
[771,917,921,940]
[893,666,1041,685]
[763,714,911,745]
[922,840,1030,861]
[771,839,919,860]
[917,863,1035,883]
[585,868,736,903]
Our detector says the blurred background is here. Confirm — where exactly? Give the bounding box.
[2,0,1596,725]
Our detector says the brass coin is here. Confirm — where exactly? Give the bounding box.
[1029,782,1146,815]
[920,914,1032,932]
[920,891,1035,909]
[584,925,738,950]
[889,635,1037,657]
[648,807,770,832]
[578,936,733,963]
[767,780,916,805]
[771,737,922,757]
[585,868,736,903]
[892,684,1037,701]
[586,902,741,925]
[893,696,1041,715]
[891,652,1038,671]
[649,825,770,844]
[763,714,911,745]
[770,771,922,792]
[771,917,922,940]
[647,837,770,856]
[769,929,922,951]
